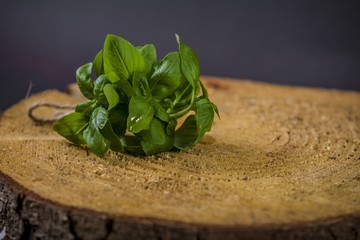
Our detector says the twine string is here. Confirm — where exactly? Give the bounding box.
[28,103,76,124]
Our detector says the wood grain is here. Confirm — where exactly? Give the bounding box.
[0,77,359,239]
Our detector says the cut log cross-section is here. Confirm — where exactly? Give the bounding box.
[0,77,359,239]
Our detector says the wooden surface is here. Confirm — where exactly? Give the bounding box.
[0,77,360,239]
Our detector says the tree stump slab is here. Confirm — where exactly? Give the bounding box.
[0,77,359,239]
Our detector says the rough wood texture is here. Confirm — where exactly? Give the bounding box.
[0,77,359,239]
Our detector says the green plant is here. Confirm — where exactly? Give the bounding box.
[53,34,219,157]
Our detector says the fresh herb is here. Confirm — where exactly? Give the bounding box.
[53,34,219,157]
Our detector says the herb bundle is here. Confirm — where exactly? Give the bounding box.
[53,34,219,157]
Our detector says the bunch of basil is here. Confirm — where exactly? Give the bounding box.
[53,34,219,157]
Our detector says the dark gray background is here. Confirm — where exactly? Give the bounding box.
[1,1,359,111]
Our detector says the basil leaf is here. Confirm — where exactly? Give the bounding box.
[138,118,166,145]
[108,104,128,136]
[53,112,89,145]
[173,80,193,109]
[151,100,169,122]
[75,100,99,116]
[139,118,173,155]
[140,140,173,156]
[91,106,109,130]
[211,102,220,119]
[100,121,124,152]
[199,80,208,98]
[150,52,182,99]
[76,63,95,99]
[127,95,154,133]
[103,84,119,110]
[166,119,177,135]
[168,88,196,119]
[123,135,144,155]
[93,50,104,77]
[174,115,198,150]
[103,34,144,82]
[83,107,111,157]
[93,74,109,104]
[176,34,200,89]
[195,98,214,142]
[106,71,133,97]
[83,126,110,157]
[175,78,191,98]
[132,71,150,97]
[137,44,157,75]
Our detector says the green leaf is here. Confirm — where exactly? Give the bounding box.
[123,135,144,155]
[83,126,111,158]
[168,88,196,119]
[151,100,169,122]
[127,95,154,133]
[140,140,173,156]
[106,71,133,97]
[137,44,157,75]
[138,118,166,145]
[174,78,192,102]
[100,121,124,152]
[76,63,95,99]
[91,106,109,130]
[103,84,119,110]
[108,104,128,136]
[132,71,150,97]
[166,119,177,135]
[174,115,198,150]
[195,98,214,142]
[53,112,89,145]
[103,34,144,82]
[150,52,182,99]
[93,50,104,77]
[83,107,111,157]
[171,79,194,113]
[199,80,208,98]
[139,118,173,155]
[176,34,200,89]
[93,74,109,104]
[75,100,99,116]
[211,102,220,119]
